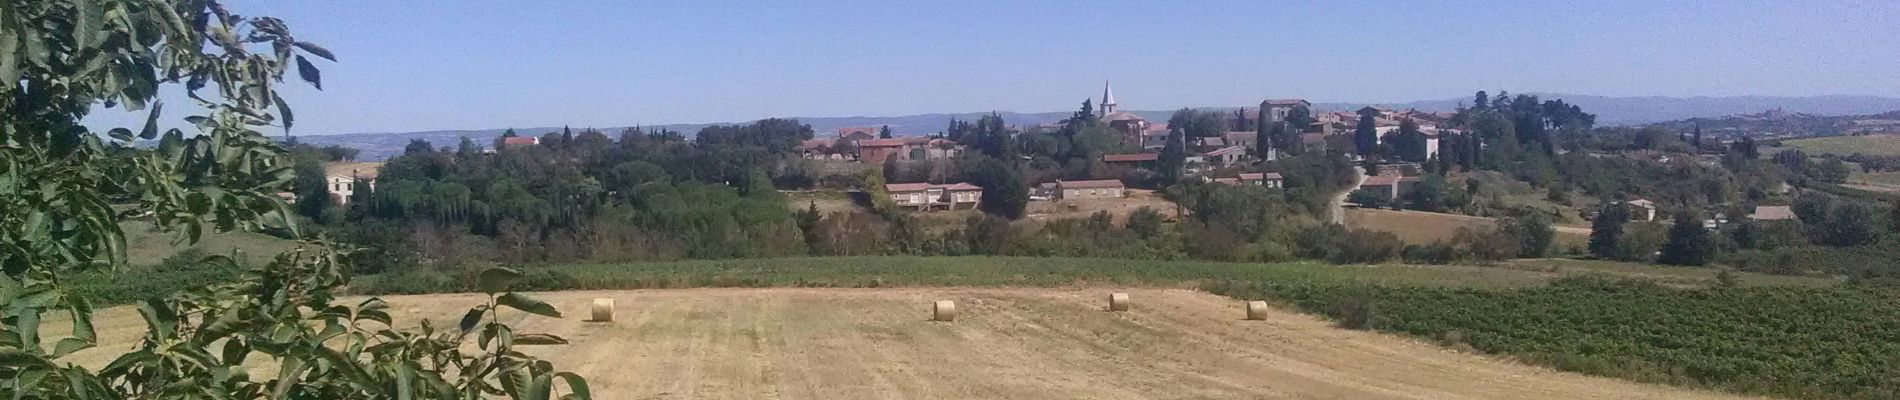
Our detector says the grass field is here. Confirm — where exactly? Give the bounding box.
[1343,208,1591,249]
[120,221,300,266]
[1780,134,1900,157]
[47,288,1757,400]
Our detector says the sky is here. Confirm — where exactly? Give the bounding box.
[86,0,1900,135]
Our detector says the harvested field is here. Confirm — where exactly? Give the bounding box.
[1345,207,1590,247]
[54,288,1756,399]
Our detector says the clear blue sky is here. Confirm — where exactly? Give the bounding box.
[88,0,1900,135]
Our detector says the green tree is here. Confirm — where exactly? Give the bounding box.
[1127,206,1164,239]
[1354,111,1378,156]
[1255,107,1273,158]
[1159,123,1189,184]
[964,156,1029,219]
[1816,201,1879,247]
[879,125,893,139]
[293,156,331,220]
[1499,214,1555,258]
[1589,202,1630,258]
[0,2,590,398]
[1658,212,1714,265]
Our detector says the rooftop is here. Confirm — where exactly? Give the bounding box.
[1057,179,1126,189]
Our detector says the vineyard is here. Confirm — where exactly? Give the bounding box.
[1207,275,1900,400]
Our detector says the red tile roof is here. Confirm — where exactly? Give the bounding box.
[855,138,908,147]
[1237,172,1282,180]
[1057,179,1126,189]
[1102,153,1159,163]
[500,136,538,146]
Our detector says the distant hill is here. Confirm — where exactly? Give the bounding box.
[294,94,1900,160]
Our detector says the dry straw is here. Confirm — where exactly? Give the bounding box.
[590,298,615,322]
[933,300,957,322]
[1245,301,1269,320]
[1108,292,1130,311]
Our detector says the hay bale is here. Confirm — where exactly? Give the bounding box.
[1108,292,1130,311]
[590,298,615,322]
[933,300,957,322]
[1245,301,1270,321]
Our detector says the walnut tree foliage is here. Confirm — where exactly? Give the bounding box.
[1,1,589,398]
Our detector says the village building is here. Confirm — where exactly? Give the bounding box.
[1202,145,1247,166]
[1625,199,1659,221]
[854,138,908,164]
[1102,153,1159,169]
[322,162,383,205]
[885,182,982,211]
[1259,99,1311,124]
[1240,172,1284,188]
[1357,173,1419,202]
[1749,205,1797,222]
[497,136,539,148]
[1055,179,1127,200]
[837,126,879,142]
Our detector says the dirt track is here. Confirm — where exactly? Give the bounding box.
[56,288,1755,399]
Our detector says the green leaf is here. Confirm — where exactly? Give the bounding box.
[526,373,554,400]
[0,349,55,369]
[272,356,308,399]
[294,41,336,61]
[274,91,294,131]
[50,337,92,358]
[479,267,522,294]
[396,361,417,400]
[555,372,592,400]
[497,293,561,318]
[140,101,163,139]
[107,127,135,142]
[513,333,568,346]
[459,305,487,334]
[295,55,321,90]
[68,296,96,342]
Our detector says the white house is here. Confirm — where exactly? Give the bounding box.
[323,162,383,205]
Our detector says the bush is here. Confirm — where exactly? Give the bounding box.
[1402,241,1465,265]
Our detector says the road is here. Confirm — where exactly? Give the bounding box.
[1331,165,1367,224]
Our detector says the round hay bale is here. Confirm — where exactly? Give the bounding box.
[590,298,615,322]
[933,300,958,322]
[1245,301,1270,321]
[1108,292,1130,311]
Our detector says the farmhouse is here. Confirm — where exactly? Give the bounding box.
[1357,173,1418,202]
[1055,179,1126,200]
[1625,199,1658,221]
[322,162,382,205]
[1202,145,1247,166]
[1239,172,1283,188]
[885,182,982,211]
[1749,205,1797,221]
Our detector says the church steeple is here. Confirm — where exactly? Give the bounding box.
[1101,80,1117,115]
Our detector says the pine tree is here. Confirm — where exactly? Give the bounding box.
[1658,211,1713,266]
[1589,202,1629,258]
[1473,90,1489,110]
[879,125,893,139]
